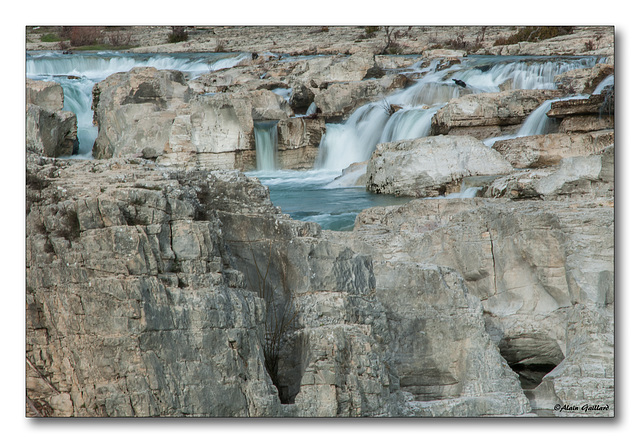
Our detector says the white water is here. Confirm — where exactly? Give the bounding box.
[26,51,250,157]
[254,121,279,171]
[27,52,606,230]
[483,94,589,147]
[316,56,603,172]
[593,74,614,94]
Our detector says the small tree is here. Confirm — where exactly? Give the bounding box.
[69,26,102,47]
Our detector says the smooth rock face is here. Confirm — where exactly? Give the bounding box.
[366,135,513,197]
[347,195,613,416]
[369,261,530,416]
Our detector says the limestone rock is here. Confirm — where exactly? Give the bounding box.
[492,130,613,168]
[26,104,78,157]
[326,162,368,188]
[159,90,293,169]
[313,74,408,118]
[547,93,614,118]
[92,67,192,159]
[554,64,614,95]
[288,82,315,113]
[480,27,614,58]
[276,117,325,170]
[431,89,562,136]
[347,196,613,416]
[534,145,614,197]
[26,157,285,417]
[278,292,395,416]
[26,79,65,111]
[366,135,513,197]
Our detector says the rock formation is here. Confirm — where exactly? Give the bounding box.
[25,25,615,418]
[366,135,514,197]
[26,79,78,158]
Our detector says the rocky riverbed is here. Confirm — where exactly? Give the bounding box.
[25,25,614,417]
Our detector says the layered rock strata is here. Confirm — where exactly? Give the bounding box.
[26,153,532,417]
[339,195,613,416]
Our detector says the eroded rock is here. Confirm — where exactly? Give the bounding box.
[366,135,513,197]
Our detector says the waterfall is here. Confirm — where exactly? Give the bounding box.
[254,121,279,171]
[315,56,603,172]
[484,94,589,147]
[59,77,98,157]
[26,51,249,158]
[448,56,605,92]
[593,74,614,94]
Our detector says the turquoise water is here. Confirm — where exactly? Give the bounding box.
[247,170,412,231]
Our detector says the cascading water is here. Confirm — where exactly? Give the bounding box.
[26,51,250,157]
[28,51,607,231]
[483,94,589,147]
[316,103,443,171]
[315,55,604,172]
[593,74,614,94]
[254,121,279,171]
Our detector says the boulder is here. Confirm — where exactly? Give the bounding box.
[276,117,325,170]
[26,79,65,111]
[547,93,614,118]
[297,52,377,83]
[26,79,78,158]
[485,146,614,200]
[288,82,315,113]
[431,89,562,136]
[492,130,614,169]
[366,135,514,197]
[534,145,614,197]
[326,162,368,188]
[554,64,614,95]
[26,104,78,157]
[314,74,409,118]
[92,67,192,159]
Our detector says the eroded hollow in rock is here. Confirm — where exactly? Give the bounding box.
[498,333,565,390]
[269,331,309,404]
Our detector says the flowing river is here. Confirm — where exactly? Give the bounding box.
[26,51,610,230]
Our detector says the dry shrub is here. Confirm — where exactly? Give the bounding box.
[168,26,188,43]
[108,29,133,47]
[494,26,574,46]
[69,26,103,47]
